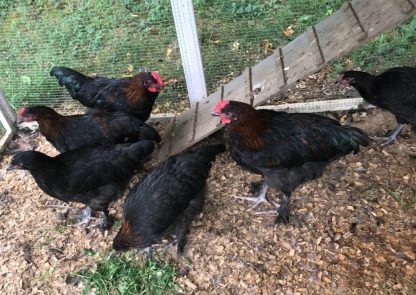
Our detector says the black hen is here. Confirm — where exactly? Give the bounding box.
[338,66,416,144]
[17,106,160,152]
[113,144,225,253]
[8,141,155,228]
[50,66,169,120]
[213,100,369,223]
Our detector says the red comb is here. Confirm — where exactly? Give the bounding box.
[17,107,25,116]
[214,99,230,113]
[151,71,163,85]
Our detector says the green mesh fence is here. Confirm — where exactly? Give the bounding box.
[0,1,415,115]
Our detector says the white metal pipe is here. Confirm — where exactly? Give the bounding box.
[0,90,15,153]
[170,0,207,104]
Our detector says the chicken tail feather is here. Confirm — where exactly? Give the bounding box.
[340,126,370,154]
[50,66,92,97]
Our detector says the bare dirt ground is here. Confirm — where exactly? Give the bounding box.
[0,106,415,294]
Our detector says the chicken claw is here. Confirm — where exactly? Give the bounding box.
[234,183,270,210]
[254,209,277,216]
[381,123,406,146]
[254,194,291,223]
[70,207,93,227]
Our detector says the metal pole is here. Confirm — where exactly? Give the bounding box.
[170,0,207,104]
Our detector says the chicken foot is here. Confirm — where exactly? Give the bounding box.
[70,207,93,227]
[254,193,291,224]
[96,209,115,231]
[381,123,406,145]
[234,182,271,210]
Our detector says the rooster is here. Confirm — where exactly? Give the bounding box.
[16,106,160,152]
[113,144,225,253]
[7,141,155,229]
[337,66,416,145]
[50,66,171,120]
[212,100,369,223]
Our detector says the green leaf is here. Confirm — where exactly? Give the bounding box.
[82,248,96,256]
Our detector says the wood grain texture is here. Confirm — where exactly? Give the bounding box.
[315,2,366,62]
[281,27,323,85]
[351,0,414,38]
[194,87,222,142]
[223,72,250,104]
[252,52,285,106]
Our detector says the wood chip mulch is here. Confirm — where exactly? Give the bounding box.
[0,108,415,295]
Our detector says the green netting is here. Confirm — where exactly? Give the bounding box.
[0,0,415,115]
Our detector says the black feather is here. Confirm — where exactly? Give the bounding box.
[341,66,416,125]
[9,141,154,214]
[113,144,225,252]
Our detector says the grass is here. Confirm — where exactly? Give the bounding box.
[76,251,179,295]
[372,184,416,209]
[0,1,415,110]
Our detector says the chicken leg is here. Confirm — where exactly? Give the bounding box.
[382,123,406,145]
[275,193,291,224]
[254,192,291,223]
[96,209,115,231]
[70,207,93,226]
[234,182,270,210]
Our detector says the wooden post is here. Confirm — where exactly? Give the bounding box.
[170,0,207,104]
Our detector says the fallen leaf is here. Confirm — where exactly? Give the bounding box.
[166,48,173,58]
[283,25,295,37]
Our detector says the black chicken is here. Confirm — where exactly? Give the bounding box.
[212,100,369,223]
[113,144,225,253]
[50,66,171,120]
[7,141,155,228]
[338,66,416,144]
[17,106,160,152]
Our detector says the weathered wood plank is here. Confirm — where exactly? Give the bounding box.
[252,52,286,106]
[352,0,414,38]
[257,97,374,113]
[281,27,324,85]
[222,71,251,104]
[315,2,366,62]
[194,87,222,142]
[168,107,197,156]
[157,115,176,161]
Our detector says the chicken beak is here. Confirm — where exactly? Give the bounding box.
[16,116,24,124]
[211,112,220,117]
[335,74,344,86]
[6,164,19,171]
